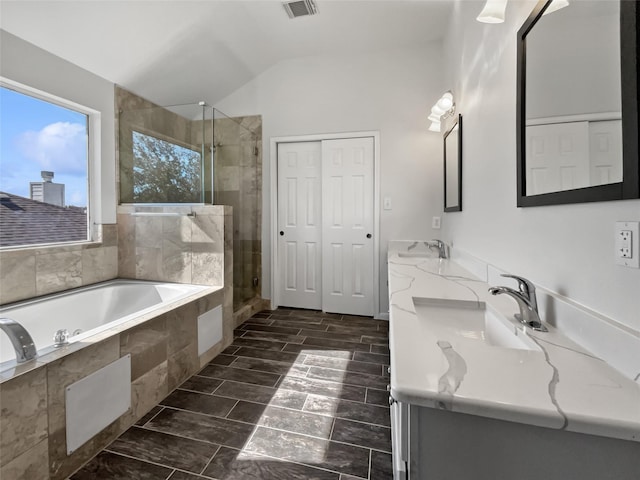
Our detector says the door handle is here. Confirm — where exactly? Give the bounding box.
[366,233,372,239]
[280,231,284,236]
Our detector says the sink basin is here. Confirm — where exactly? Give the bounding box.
[412,297,540,351]
[397,252,433,258]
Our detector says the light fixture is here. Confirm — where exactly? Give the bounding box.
[428,91,456,133]
[543,0,569,15]
[477,0,568,24]
[476,0,507,24]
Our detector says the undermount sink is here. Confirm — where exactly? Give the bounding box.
[412,297,540,351]
[397,252,434,258]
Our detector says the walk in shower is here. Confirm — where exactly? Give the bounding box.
[116,87,262,311]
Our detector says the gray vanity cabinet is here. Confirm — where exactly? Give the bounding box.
[394,405,640,480]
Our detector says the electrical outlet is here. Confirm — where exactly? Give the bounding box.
[383,196,392,210]
[432,216,441,229]
[615,222,639,268]
[619,230,631,257]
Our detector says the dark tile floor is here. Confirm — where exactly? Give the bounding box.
[71,308,393,480]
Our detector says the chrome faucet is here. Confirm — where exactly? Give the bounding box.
[488,274,548,332]
[0,317,37,363]
[430,239,448,259]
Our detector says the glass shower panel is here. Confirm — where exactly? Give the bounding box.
[213,109,262,309]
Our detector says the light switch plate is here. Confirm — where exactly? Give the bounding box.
[432,216,441,229]
[615,221,639,268]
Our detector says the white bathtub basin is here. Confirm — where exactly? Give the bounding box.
[412,297,540,351]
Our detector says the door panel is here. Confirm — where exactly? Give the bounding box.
[277,142,322,309]
[277,137,375,316]
[526,122,589,195]
[321,137,374,316]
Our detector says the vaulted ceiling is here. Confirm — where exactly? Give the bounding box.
[0,0,453,107]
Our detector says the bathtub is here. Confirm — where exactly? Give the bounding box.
[0,279,211,368]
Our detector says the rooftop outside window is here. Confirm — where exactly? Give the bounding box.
[0,83,90,248]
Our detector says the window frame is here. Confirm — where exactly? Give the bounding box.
[0,76,101,249]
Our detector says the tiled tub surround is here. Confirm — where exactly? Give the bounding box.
[72,308,393,479]
[0,284,231,480]
[0,223,118,305]
[387,241,640,478]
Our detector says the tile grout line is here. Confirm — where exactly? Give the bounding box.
[227,446,361,479]
[143,404,392,456]
[102,448,208,478]
[139,406,166,427]
[198,444,221,477]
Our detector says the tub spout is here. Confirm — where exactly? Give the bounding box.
[0,317,37,363]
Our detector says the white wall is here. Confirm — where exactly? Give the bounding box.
[442,1,640,332]
[0,29,116,224]
[216,45,446,315]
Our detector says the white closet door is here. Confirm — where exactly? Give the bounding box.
[321,137,374,316]
[526,122,590,195]
[277,142,322,310]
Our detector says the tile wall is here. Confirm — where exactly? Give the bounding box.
[117,204,233,330]
[0,224,118,305]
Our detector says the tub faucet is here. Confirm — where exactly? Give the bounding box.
[488,275,547,332]
[430,239,448,259]
[0,317,37,363]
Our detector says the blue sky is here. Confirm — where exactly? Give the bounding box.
[0,86,88,207]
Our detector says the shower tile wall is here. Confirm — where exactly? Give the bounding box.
[116,205,230,285]
[0,224,118,305]
[116,204,233,332]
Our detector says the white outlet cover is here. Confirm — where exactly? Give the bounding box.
[615,221,639,268]
[432,216,441,229]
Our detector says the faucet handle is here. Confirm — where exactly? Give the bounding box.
[500,274,537,304]
[430,239,448,259]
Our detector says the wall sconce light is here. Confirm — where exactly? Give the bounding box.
[476,0,507,23]
[477,0,568,24]
[428,91,455,133]
[542,0,569,15]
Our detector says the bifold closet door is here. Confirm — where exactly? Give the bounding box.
[277,142,323,309]
[321,137,374,316]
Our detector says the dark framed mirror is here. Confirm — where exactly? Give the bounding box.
[444,114,462,212]
[517,0,639,207]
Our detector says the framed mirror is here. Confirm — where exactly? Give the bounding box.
[444,114,462,212]
[516,0,639,207]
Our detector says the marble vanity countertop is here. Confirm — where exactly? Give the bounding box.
[388,241,640,443]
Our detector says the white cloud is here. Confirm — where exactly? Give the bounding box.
[17,122,87,176]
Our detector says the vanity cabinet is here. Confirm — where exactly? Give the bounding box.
[397,405,640,480]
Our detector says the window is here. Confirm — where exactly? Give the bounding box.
[0,81,92,248]
[132,130,202,203]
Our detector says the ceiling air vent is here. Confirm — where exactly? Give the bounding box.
[283,0,318,19]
